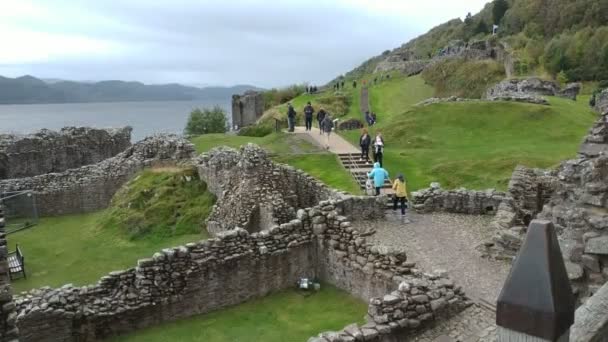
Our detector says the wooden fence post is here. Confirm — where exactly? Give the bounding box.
[496,220,575,341]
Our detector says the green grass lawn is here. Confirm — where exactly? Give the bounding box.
[110,285,366,342]
[9,211,202,293]
[342,94,597,191]
[191,132,322,154]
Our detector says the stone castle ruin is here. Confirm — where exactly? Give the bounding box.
[0,127,132,180]
[231,91,264,129]
[0,138,475,342]
[1,85,608,341]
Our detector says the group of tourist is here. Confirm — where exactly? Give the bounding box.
[360,129,408,215]
[287,102,334,147]
[333,81,345,91]
[305,85,318,94]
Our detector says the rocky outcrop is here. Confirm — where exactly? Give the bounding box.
[594,88,608,114]
[486,78,581,102]
[488,94,550,105]
[197,144,345,234]
[415,97,478,106]
[0,126,132,179]
[412,183,505,215]
[337,118,364,131]
[375,58,429,76]
[0,134,195,216]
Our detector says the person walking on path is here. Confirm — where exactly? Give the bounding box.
[353,80,357,88]
[392,174,409,216]
[373,132,385,167]
[359,128,371,163]
[368,162,389,196]
[287,103,296,132]
[321,113,334,148]
[317,108,327,135]
[304,102,314,131]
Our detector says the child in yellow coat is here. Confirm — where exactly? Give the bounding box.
[392,174,409,215]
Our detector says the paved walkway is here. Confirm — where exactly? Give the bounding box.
[293,126,359,154]
[350,211,512,341]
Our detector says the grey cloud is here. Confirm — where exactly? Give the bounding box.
[3,0,420,87]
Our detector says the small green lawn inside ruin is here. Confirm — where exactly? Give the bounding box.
[9,211,202,293]
[10,168,215,293]
[110,285,366,342]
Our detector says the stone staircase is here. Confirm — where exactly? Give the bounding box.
[337,152,395,208]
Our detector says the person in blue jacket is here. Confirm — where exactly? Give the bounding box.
[368,162,389,196]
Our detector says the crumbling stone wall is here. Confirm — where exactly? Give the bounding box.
[309,275,469,342]
[0,135,195,216]
[231,91,264,129]
[0,205,19,341]
[594,88,608,114]
[13,195,468,342]
[481,166,558,260]
[0,127,132,180]
[197,144,342,234]
[412,183,505,215]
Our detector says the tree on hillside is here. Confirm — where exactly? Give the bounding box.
[184,106,227,135]
[475,20,489,35]
[464,12,473,26]
[492,0,509,25]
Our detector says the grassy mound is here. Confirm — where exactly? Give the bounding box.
[421,58,506,98]
[259,92,350,125]
[343,87,597,191]
[99,167,216,240]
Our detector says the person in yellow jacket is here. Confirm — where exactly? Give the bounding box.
[392,173,409,216]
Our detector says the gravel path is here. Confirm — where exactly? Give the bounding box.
[354,212,511,305]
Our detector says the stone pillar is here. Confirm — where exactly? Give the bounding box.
[231,91,264,130]
[0,204,18,341]
[496,220,574,341]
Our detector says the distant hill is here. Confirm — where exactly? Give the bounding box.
[0,75,262,104]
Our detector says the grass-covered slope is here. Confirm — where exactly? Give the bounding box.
[110,285,366,342]
[99,167,215,240]
[342,76,597,191]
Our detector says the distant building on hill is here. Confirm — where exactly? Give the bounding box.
[231,91,264,130]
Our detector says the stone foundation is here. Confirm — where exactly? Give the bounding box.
[485,78,581,101]
[412,183,505,215]
[0,135,195,216]
[0,127,132,180]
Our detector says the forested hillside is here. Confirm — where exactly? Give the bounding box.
[341,0,608,82]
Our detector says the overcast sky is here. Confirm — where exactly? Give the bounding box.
[0,0,489,88]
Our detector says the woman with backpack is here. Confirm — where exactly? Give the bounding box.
[321,113,334,149]
[317,108,327,135]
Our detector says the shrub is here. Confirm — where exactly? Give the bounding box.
[184,106,227,135]
[262,85,306,110]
